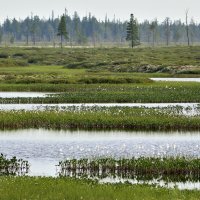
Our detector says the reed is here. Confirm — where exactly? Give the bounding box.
[0,154,29,176]
[58,157,200,181]
[0,106,199,131]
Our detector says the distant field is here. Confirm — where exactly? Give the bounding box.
[0,46,200,75]
[0,46,200,85]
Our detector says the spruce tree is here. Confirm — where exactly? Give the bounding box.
[126,14,139,48]
[57,15,68,48]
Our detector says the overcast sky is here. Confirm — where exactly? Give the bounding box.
[0,0,200,23]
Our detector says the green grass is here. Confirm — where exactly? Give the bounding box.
[0,177,200,200]
[1,82,200,103]
[0,107,199,131]
[0,46,200,69]
[1,46,200,84]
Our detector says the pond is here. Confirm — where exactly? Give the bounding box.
[0,92,55,98]
[151,78,200,82]
[1,129,200,177]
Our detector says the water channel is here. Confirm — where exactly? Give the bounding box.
[1,129,200,176]
[151,78,200,82]
[0,92,55,98]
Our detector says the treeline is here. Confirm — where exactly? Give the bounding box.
[0,11,200,46]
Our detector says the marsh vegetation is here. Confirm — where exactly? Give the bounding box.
[1,46,200,198]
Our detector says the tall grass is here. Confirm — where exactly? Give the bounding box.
[0,107,199,130]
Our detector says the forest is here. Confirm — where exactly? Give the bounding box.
[0,11,199,46]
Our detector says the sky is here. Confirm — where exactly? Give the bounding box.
[0,0,200,23]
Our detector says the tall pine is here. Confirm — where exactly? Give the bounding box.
[126,14,139,48]
[57,15,68,48]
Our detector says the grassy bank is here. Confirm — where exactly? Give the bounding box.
[0,107,199,130]
[1,82,200,103]
[0,177,200,200]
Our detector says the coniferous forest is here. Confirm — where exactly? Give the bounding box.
[0,11,200,46]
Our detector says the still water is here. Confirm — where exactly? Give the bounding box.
[151,78,200,82]
[0,92,55,98]
[1,129,200,177]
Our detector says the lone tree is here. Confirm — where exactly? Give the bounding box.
[57,15,68,48]
[126,14,139,48]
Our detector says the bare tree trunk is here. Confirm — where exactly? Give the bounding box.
[61,35,63,48]
[152,30,155,47]
[165,18,170,46]
[33,33,36,46]
[26,33,29,46]
[186,10,190,46]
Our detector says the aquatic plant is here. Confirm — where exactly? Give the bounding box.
[58,157,200,182]
[0,107,199,131]
[0,154,29,176]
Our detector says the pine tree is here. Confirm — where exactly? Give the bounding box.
[57,15,68,48]
[126,14,139,48]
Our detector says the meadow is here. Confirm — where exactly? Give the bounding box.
[1,46,200,73]
[1,82,200,103]
[0,46,200,104]
[1,177,200,200]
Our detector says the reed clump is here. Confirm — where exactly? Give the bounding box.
[0,154,29,176]
[0,107,199,131]
[59,157,200,176]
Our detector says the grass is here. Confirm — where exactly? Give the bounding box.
[0,82,200,103]
[0,107,199,131]
[0,46,200,71]
[0,177,200,200]
[1,46,200,86]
